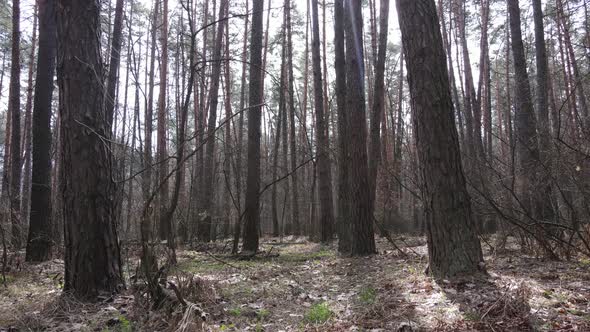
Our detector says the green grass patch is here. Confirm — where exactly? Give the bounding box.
[463,311,481,322]
[257,308,270,321]
[1,275,15,284]
[358,286,377,304]
[304,302,333,324]
[228,307,242,317]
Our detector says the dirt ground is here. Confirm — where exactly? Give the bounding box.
[1,236,589,331]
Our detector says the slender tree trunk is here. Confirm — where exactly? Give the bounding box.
[21,3,38,229]
[157,0,169,241]
[271,17,287,237]
[105,0,124,132]
[232,0,249,254]
[26,0,56,262]
[311,0,335,243]
[241,0,264,254]
[8,0,22,248]
[200,0,227,242]
[222,3,232,239]
[286,0,300,236]
[368,0,389,216]
[334,0,350,253]
[57,0,123,299]
[396,0,484,278]
[508,0,557,259]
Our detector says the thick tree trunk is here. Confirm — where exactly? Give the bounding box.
[241,0,264,254]
[26,0,56,262]
[57,0,123,299]
[397,0,484,277]
[345,0,375,255]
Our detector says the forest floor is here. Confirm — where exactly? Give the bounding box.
[1,236,589,331]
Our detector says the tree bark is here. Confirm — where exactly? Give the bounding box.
[345,0,375,255]
[368,0,390,216]
[157,0,169,241]
[241,0,264,254]
[8,0,22,248]
[232,0,249,254]
[200,0,227,242]
[286,0,300,236]
[57,0,123,299]
[26,0,56,262]
[311,0,335,243]
[334,0,350,253]
[20,3,38,231]
[396,0,484,277]
[104,0,124,132]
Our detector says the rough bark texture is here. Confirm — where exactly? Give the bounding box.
[26,0,56,262]
[242,0,264,254]
[396,0,484,277]
[345,0,375,255]
[311,0,335,243]
[57,0,123,299]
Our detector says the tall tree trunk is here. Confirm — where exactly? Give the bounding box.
[57,0,123,299]
[453,0,476,159]
[557,0,589,123]
[345,0,375,255]
[26,0,56,262]
[532,0,555,223]
[396,0,484,278]
[8,0,22,248]
[222,3,232,239]
[311,0,335,243]
[232,0,249,254]
[508,0,557,259]
[21,3,38,230]
[368,0,389,216]
[105,0,124,132]
[286,0,300,236]
[157,0,169,241]
[200,0,227,242]
[271,16,287,237]
[477,0,492,159]
[334,0,350,253]
[241,0,264,254]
